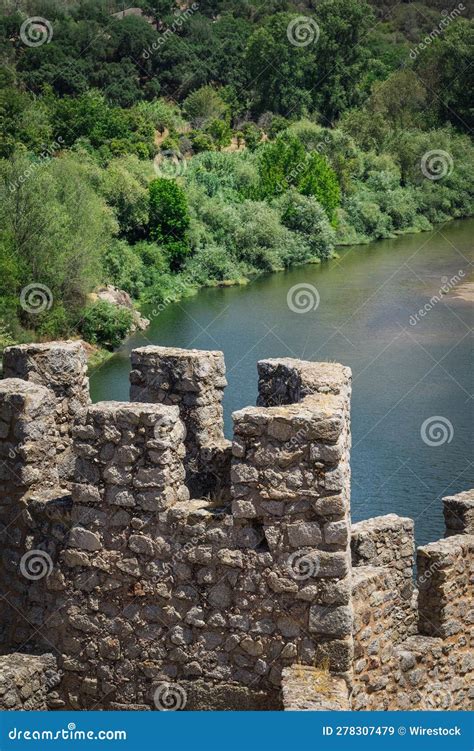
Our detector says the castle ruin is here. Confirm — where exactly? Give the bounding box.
[0,342,472,711]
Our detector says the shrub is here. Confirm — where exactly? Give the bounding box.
[190,131,216,153]
[148,178,190,244]
[164,240,192,271]
[277,191,336,260]
[268,115,290,139]
[206,119,232,150]
[37,305,72,340]
[299,152,341,222]
[102,240,145,298]
[183,86,228,128]
[184,244,244,285]
[185,151,259,200]
[80,301,133,350]
[242,123,262,151]
[0,322,15,357]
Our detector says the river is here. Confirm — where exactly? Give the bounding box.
[90,219,473,546]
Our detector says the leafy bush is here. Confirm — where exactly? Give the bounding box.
[36,305,73,340]
[190,131,216,153]
[185,151,258,199]
[242,123,262,151]
[80,301,133,350]
[149,178,190,244]
[102,240,146,298]
[206,119,232,149]
[183,86,228,128]
[255,133,341,220]
[184,244,244,285]
[299,153,341,222]
[277,191,336,260]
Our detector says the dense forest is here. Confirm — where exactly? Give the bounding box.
[0,0,473,353]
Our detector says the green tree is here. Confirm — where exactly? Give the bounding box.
[416,19,474,132]
[368,70,430,130]
[278,190,336,259]
[100,155,152,241]
[0,152,115,330]
[242,123,262,151]
[256,133,307,198]
[0,88,52,158]
[245,13,313,116]
[299,153,341,221]
[183,86,228,128]
[206,118,232,149]
[312,0,374,123]
[148,178,191,269]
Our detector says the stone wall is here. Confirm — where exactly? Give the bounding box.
[0,378,59,649]
[417,534,473,639]
[0,342,472,712]
[443,489,474,536]
[0,653,61,710]
[26,358,354,709]
[350,527,473,711]
[130,346,231,499]
[3,342,90,483]
[281,664,350,710]
[351,514,416,643]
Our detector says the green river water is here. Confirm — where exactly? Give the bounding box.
[90,219,473,546]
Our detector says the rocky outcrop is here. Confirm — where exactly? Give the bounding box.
[92,285,150,333]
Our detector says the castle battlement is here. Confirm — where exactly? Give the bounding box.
[0,342,472,711]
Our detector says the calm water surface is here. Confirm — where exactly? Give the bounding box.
[90,220,474,546]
